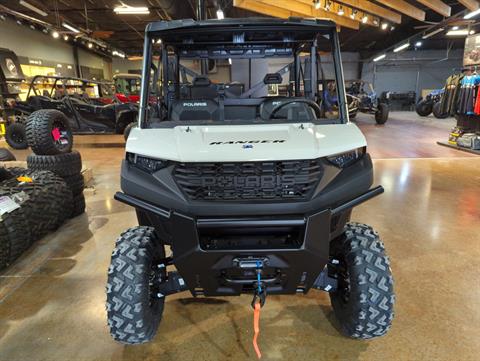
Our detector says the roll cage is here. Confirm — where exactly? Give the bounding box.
[113,73,142,96]
[26,75,113,100]
[137,18,348,128]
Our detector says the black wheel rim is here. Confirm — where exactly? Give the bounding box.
[11,131,24,144]
[332,256,351,305]
[149,262,166,305]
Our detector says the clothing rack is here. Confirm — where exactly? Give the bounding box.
[437,69,480,155]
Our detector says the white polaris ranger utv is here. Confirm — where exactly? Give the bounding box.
[107,18,395,346]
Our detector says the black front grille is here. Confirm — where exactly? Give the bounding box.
[173,159,323,201]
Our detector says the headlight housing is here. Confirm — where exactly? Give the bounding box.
[327,147,365,168]
[127,152,170,173]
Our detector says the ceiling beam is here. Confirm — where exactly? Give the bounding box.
[257,0,364,28]
[232,0,307,21]
[336,0,401,24]
[377,0,425,21]
[233,0,358,29]
[457,0,480,11]
[294,0,378,27]
[415,0,451,17]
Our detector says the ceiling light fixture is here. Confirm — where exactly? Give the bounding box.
[216,9,224,19]
[350,10,357,19]
[314,0,321,10]
[52,30,59,38]
[452,26,459,30]
[373,54,386,62]
[362,15,368,24]
[112,50,126,58]
[113,5,150,15]
[338,6,344,16]
[63,34,69,41]
[373,18,379,26]
[19,0,48,17]
[415,41,422,47]
[381,22,388,30]
[446,29,470,36]
[88,42,93,48]
[393,42,409,52]
[422,27,444,39]
[62,22,80,33]
[156,39,162,44]
[464,9,480,19]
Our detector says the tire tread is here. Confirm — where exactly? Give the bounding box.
[106,226,165,344]
[25,109,73,155]
[330,222,395,339]
[27,151,82,177]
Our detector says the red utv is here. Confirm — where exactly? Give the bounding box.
[113,73,141,103]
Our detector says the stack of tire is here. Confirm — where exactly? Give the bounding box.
[0,167,73,270]
[25,109,86,218]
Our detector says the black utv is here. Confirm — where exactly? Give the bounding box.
[6,75,138,149]
[106,18,395,351]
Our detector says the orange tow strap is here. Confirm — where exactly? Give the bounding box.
[253,302,262,359]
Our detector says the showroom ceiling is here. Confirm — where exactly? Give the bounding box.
[0,0,476,56]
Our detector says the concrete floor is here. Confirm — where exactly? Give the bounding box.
[0,112,479,361]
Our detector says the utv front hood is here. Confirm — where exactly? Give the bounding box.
[126,122,367,162]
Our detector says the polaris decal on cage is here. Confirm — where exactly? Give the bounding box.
[182,102,208,107]
[209,140,286,145]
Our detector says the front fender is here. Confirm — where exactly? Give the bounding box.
[115,108,138,133]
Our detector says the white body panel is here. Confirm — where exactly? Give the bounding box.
[126,122,367,162]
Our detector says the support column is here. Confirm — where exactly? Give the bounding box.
[196,0,208,75]
[73,46,81,78]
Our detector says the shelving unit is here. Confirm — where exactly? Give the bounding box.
[439,114,480,155]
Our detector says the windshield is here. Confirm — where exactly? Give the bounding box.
[138,21,347,127]
[115,77,141,96]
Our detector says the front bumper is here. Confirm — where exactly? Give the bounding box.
[120,154,375,217]
[114,186,383,296]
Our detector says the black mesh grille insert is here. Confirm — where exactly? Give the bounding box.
[173,159,323,201]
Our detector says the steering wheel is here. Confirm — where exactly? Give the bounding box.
[268,99,322,120]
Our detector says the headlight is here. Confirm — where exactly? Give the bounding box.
[327,147,365,168]
[126,152,169,173]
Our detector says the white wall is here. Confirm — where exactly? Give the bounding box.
[78,49,112,79]
[112,58,231,84]
[0,17,111,79]
[361,49,463,98]
[0,18,74,63]
[112,58,143,74]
